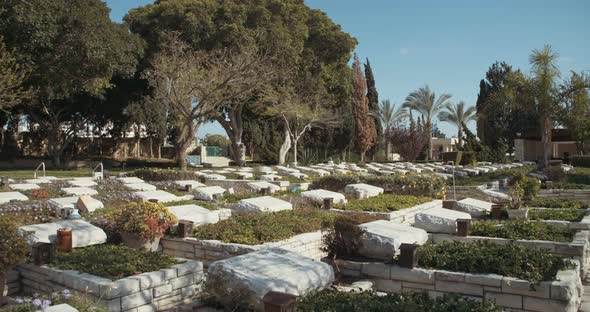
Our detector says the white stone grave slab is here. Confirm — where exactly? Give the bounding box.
[193,186,226,201]
[68,179,97,187]
[204,174,227,181]
[414,207,471,234]
[135,190,192,203]
[19,220,107,247]
[49,196,79,209]
[0,191,28,204]
[247,181,281,194]
[456,198,493,217]
[174,180,206,189]
[24,178,53,184]
[344,183,384,199]
[9,184,41,191]
[259,174,282,181]
[358,220,428,259]
[76,195,104,213]
[234,196,292,214]
[301,189,347,205]
[125,182,157,191]
[62,187,98,196]
[208,248,334,309]
[118,177,145,184]
[167,204,219,225]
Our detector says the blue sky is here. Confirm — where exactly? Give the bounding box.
[105,0,590,138]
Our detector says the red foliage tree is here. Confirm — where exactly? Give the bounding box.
[385,122,430,161]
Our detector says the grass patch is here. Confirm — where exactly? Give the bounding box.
[470,220,576,242]
[192,209,334,245]
[529,208,586,222]
[417,240,574,283]
[297,291,501,312]
[49,244,180,280]
[338,194,432,213]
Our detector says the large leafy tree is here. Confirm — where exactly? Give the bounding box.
[352,55,377,163]
[437,101,477,147]
[0,37,30,111]
[402,86,451,160]
[559,72,590,154]
[0,0,143,166]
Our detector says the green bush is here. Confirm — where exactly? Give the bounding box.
[309,175,360,192]
[321,214,381,259]
[469,220,576,242]
[544,166,566,182]
[454,165,536,186]
[134,168,200,181]
[50,245,180,280]
[568,167,590,185]
[0,215,29,272]
[571,155,590,167]
[192,209,334,245]
[104,201,177,241]
[417,240,573,283]
[525,197,588,209]
[546,182,590,189]
[528,208,586,222]
[297,291,501,312]
[339,194,432,213]
[362,174,446,198]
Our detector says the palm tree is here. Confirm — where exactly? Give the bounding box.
[374,99,407,160]
[403,86,452,160]
[437,101,477,147]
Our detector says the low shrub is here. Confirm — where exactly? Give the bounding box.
[525,197,588,209]
[50,244,180,280]
[571,155,590,167]
[0,201,56,227]
[5,290,107,312]
[0,215,29,272]
[528,208,586,222]
[362,174,446,198]
[309,175,360,192]
[192,209,334,245]
[321,214,381,259]
[296,291,501,312]
[544,166,566,182]
[218,192,257,204]
[102,201,177,242]
[339,194,432,213]
[508,174,540,208]
[568,167,590,185]
[546,182,590,189]
[469,220,576,242]
[134,168,200,181]
[454,165,536,186]
[416,240,574,283]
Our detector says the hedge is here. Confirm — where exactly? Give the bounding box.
[297,291,501,312]
[50,244,180,280]
[469,220,576,242]
[528,208,586,222]
[416,240,574,283]
[526,197,588,209]
[134,168,201,181]
[571,155,590,167]
[338,194,432,213]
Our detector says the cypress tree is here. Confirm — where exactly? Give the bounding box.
[364,58,381,159]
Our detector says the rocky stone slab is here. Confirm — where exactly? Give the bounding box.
[50,196,102,211]
[234,196,293,214]
[9,183,41,191]
[358,220,428,259]
[259,174,282,181]
[344,183,384,199]
[167,204,219,225]
[46,304,78,312]
[208,248,334,309]
[193,186,226,201]
[24,178,54,184]
[19,219,107,247]
[414,207,471,234]
[76,195,104,213]
[0,191,28,204]
[62,187,98,196]
[301,189,347,205]
[456,198,494,217]
[247,181,281,194]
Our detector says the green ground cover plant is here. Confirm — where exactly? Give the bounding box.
[192,209,334,245]
[469,220,576,242]
[526,197,588,209]
[134,168,201,181]
[453,165,536,186]
[416,241,573,283]
[49,245,180,280]
[528,208,586,222]
[296,291,501,312]
[338,194,432,212]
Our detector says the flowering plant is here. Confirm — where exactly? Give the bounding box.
[107,201,177,241]
[5,289,106,312]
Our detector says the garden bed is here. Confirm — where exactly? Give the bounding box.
[333,241,582,312]
[526,197,589,209]
[529,208,588,223]
[330,200,441,223]
[17,245,204,312]
[336,194,433,213]
[469,220,577,242]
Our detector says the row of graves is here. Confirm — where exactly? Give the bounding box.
[0,161,588,311]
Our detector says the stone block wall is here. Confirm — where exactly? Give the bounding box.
[330,200,442,224]
[161,231,325,266]
[17,260,204,312]
[538,189,590,201]
[2,269,20,296]
[334,259,583,312]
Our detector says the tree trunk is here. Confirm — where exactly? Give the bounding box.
[149,137,154,159]
[176,120,195,170]
[386,141,391,161]
[278,126,291,165]
[541,116,552,169]
[216,104,246,166]
[360,151,366,163]
[157,144,162,159]
[457,126,463,149]
[292,137,299,165]
[426,122,432,160]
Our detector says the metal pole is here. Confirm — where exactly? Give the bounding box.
[451,161,456,200]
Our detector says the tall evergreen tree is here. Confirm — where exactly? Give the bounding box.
[352,54,377,163]
[364,58,381,159]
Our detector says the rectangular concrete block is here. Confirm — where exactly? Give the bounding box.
[153,284,173,298]
[390,266,434,284]
[502,277,550,298]
[121,289,153,310]
[464,273,503,287]
[374,279,402,293]
[361,263,390,279]
[435,270,465,282]
[435,280,483,296]
[170,274,194,290]
[523,296,571,312]
[485,292,522,309]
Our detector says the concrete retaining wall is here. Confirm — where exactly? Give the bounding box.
[17,260,204,312]
[161,231,325,266]
[2,269,20,297]
[333,259,583,312]
[539,189,590,201]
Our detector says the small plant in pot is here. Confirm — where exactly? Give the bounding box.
[507,174,540,220]
[109,201,177,251]
[0,216,29,306]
